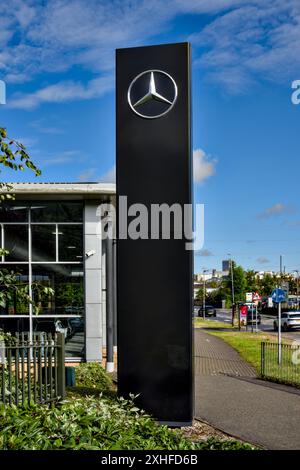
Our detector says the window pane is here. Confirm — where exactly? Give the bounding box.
[31,202,83,222]
[58,225,83,261]
[0,318,29,335]
[0,265,29,315]
[32,264,84,315]
[33,317,84,358]
[4,225,28,261]
[0,203,28,222]
[31,225,56,261]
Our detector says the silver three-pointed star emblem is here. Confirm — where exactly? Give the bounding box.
[127,69,178,119]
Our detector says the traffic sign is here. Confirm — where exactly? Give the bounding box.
[252,292,262,301]
[271,288,287,303]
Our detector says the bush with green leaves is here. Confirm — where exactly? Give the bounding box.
[75,362,113,391]
[0,396,255,450]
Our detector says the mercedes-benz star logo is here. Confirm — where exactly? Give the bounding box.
[127,70,178,119]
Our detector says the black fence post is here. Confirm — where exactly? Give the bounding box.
[57,333,65,400]
[261,342,265,378]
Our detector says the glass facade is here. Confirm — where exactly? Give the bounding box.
[0,201,84,359]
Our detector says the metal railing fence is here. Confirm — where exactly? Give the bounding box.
[261,341,300,386]
[0,332,65,406]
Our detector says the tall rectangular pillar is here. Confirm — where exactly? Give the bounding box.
[116,43,193,425]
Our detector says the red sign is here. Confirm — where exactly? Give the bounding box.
[252,292,262,301]
[240,306,248,316]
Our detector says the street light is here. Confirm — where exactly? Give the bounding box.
[203,269,209,319]
[227,253,235,326]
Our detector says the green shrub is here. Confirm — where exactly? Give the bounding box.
[75,362,113,391]
[0,396,255,450]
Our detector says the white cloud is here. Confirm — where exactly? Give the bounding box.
[41,150,82,167]
[9,75,114,109]
[193,148,217,184]
[1,0,300,105]
[257,256,270,264]
[29,118,65,135]
[196,249,214,257]
[77,168,97,182]
[257,203,293,219]
[100,165,116,183]
[191,1,300,92]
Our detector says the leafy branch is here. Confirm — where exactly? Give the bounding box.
[0,268,54,315]
[0,126,41,201]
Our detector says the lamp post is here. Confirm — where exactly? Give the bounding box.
[227,253,235,326]
[203,269,209,319]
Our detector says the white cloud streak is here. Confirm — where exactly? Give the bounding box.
[9,75,114,109]
[257,256,270,264]
[257,203,293,219]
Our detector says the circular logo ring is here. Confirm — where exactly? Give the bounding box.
[127,69,178,119]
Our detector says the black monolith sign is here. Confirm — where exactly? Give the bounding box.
[116,43,193,425]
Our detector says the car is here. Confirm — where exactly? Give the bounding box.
[246,307,261,325]
[273,311,300,331]
[198,305,216,317]
[68,317,84,334]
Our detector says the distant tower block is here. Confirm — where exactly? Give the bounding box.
[222,259,230,272]
[0,80,6,105]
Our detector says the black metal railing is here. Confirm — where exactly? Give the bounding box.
[261,341,300,386]
[0,332,65,406]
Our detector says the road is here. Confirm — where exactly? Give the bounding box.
[194,307,300,342]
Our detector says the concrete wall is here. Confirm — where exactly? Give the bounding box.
[84,201,103,361]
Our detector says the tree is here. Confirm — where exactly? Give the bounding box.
[245,270,260,293]
[0,126,52,314]
[259,273,277,297]
[0,127,41,200]
[195,287,204,301]
[222,262,247,305]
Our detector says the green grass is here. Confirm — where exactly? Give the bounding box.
[194,318,232,329]
[195,319,291,375]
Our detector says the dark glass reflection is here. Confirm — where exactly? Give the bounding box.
[0,318,29,335]
[33,317,84,358]
[31,202,83,222]
[58,225,83,262]
[0,265,29,315]
[32,264,84,315]
[31,225,56,261]
[4,225,28,261]
[0,204,28,222]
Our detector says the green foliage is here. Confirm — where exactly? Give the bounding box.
[0,267,54,315]
[0,126,50,315]
[0,126,41,200]
[196,287,204,300]
[0,396,254,450]
[259,273,277,297]
[75,362,113,391]
[56,282,84,306]
[245,270,260,293]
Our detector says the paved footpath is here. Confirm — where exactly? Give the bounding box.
[194,328,300,450]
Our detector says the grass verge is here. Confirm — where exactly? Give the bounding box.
[195,318,291,374]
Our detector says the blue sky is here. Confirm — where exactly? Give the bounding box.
[1,0,300,274]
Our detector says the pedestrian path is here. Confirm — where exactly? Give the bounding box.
[194,329,256,378]
[195,328,300,450]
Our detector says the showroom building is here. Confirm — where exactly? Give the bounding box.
[0,182,116,362]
